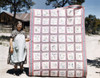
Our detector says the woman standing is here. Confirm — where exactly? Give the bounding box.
[7,21,29,75]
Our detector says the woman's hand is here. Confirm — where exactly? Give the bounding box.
[25,38,30,42]
[10,47,13,53]
[10,38,13,53]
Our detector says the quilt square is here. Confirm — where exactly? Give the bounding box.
[75,35,82,42]
[59,44,66,51]
[58,35,65,42]
[34,71,40,76]
[75,43,82,51]
[42,35,49,42]
[50,18,57,25]
[59,52,66,60]
[75,26,82,33]
[51,44,57,51]
[42,71,49,76]
[42,53,49,60]
[68,62,75,69]
[51,71,58,76]
[66,27,74,33]
[59,9,66,16]
[75,9,82,16]
[67,52,74,60]
[59,71,66,76]
[76,70,83,77]
[67,44,74,51]
[67,9,74,16]
[42,44,49,51]
[76,62,83,69]
[50,35,57,42]
[67,17,74,25]
[34,10,41,16]
[43,10,49,16]
[33,53,40,60]
[42,26,49,33]
[42,62,49,69]
[76,53,83,60]
[33,62,40,70]
[50,10,58,16]
[51,62,58,69]
[34,26,41,33]
[59,18,66,25]
[34,18,41,25]
[50,26,57,33]
[75,17,81,25]
[68,70,75,77]
[50,52,58,60]
[59,26,65,33]
[59,62,66,69]
[67,35,74,42]
[33,44,40,51]
[33,35,40,42]
[42,18,49,25]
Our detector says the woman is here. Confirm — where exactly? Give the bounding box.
[7,21,29,74]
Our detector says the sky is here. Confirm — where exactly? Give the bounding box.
[1,0,100,18]
[31,0,100,18]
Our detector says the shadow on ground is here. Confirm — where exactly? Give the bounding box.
[87,58,100,68]
[0,35,10,41]
[87,58,100,74]
[6,67,29,76]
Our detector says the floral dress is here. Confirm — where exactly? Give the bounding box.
[7,29,27,66]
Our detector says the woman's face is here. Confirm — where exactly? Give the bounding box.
[17,23,22,31]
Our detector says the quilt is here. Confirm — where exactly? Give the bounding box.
[29,5,87,78]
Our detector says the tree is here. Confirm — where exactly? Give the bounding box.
[0,0,35,30]
[45,0,85,8]
[96,19,100,33]
[85,15,100,34]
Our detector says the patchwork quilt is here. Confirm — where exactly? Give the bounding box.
[29,5,87,77]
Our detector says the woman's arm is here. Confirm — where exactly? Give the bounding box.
[22,30,30,42]
[10,38,13,53]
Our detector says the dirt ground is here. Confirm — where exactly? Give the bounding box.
[0,33,100,78]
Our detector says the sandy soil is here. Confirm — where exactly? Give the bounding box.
[0,33,100,78]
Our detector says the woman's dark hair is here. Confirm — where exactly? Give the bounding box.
[16,21,23,30]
